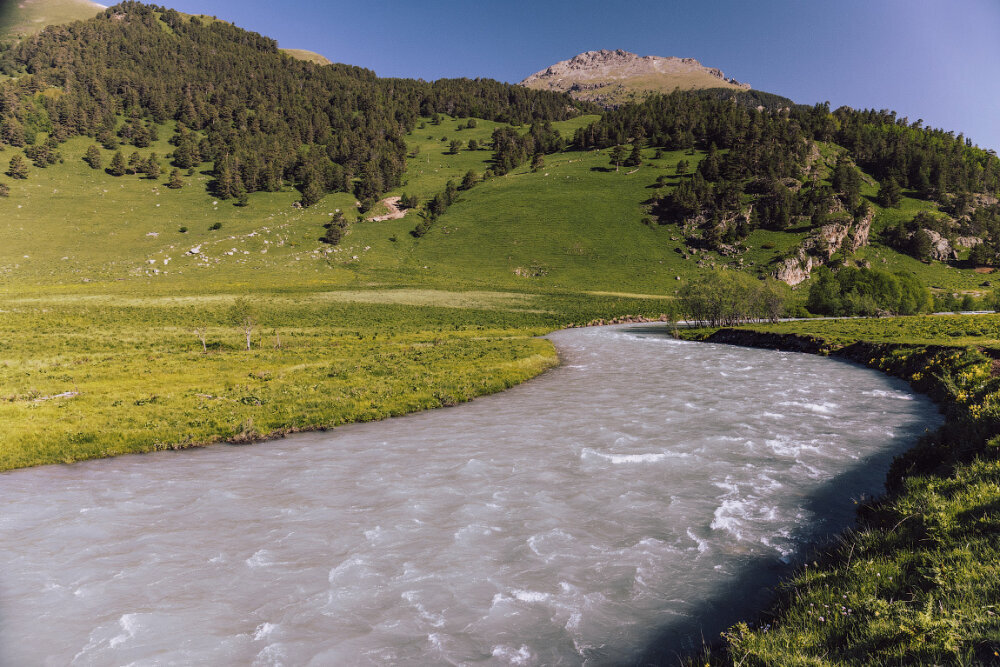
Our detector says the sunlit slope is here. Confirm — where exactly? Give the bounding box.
[0,0,103,39]
[280,48,332,65]
[0,114,992,297]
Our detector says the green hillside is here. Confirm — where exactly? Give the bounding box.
[0,0,103,39]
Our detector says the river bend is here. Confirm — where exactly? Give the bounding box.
[0,325,941,664]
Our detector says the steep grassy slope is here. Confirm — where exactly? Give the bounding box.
[0,0,103,39]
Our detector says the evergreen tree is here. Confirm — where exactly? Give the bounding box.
[698,143,721,181]
[877,178,902,208]
[7,154,28,179]
[109,151,126,177]
[127,151,143,175]
[144,153,161,179]
[166,168,184,189]
[460,170,477,190]
[0,182,9,197]
[609,145,626,171]
[300,179,324,207]
[448,139,462,154]
[624,143,642,167]
[531,153,544,173]
[83,145,103,170]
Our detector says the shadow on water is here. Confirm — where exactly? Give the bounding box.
[620,324,938,665]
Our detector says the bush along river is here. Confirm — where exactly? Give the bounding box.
[0,325,941,665]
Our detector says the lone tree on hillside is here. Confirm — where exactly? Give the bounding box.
[448,139,463,154]
[609,145,626,172]
[229,297,258,351]
[7,154,28,179]
[84,145,103,170]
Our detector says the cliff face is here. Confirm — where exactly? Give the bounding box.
[520,49,750,107]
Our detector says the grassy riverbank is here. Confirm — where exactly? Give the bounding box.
[679,315,1000,665]
[0,289,673,471]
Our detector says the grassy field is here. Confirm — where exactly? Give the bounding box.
[678,316,1000,665]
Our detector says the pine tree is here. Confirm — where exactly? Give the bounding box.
[609,145,625,171]
[109,151,126,176]
[144,153,161,179]
[877,178,902,208]
[83,145,103,170]
[460,170,477,190]
[7,154,29,179]
[301,179,324,207]
[530,153,544,173]
[699,143,721,181]
[128,151,143,175]
[624,143,642,167]
[166,168,184,189]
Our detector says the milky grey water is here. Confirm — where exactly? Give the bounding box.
[0,325,940,665]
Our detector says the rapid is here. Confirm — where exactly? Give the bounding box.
[0,325,941,665]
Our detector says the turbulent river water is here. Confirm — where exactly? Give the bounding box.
[0,325,941,665]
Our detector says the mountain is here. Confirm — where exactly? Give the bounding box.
[520,49,750,107]
[0,0,104,39]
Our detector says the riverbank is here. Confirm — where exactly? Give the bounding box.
[677,316,1000,665]
[0,289,681,472]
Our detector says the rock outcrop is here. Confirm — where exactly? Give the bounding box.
[774,207,875,285]
[520,50,749,107]
[923,229,958,261]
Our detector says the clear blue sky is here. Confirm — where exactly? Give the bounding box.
[157,0,1000,151]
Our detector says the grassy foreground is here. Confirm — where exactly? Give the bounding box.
[680,315,1000,665]
[0,289,673,472]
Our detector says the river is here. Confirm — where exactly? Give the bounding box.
[0,325,941,665]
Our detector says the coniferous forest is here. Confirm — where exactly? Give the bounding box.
[0,2,591,206]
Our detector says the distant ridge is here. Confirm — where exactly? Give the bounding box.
[280,48,332,65]
[521,49,750,107]
[0,0,104,39]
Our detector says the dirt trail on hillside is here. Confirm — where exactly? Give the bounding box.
[370,196,407,222]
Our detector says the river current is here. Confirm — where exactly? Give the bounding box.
[0,325,941,665]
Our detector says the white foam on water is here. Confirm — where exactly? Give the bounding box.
[492,644,534,665]
[253,622,277,641]
[580,447,678,464]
